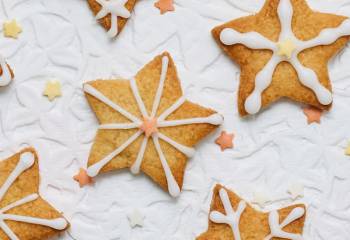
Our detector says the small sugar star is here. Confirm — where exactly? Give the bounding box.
[43,80,62,101]
[154,0,175,14]
[140,117,158,137]
[345,142,350,156]
[277,38,296,58]
[73,168,94,188]
[3,19,22,39]
[303,106,323,124]
[215,131,234,151]
[127,209,145,228]
[251,190,270,208]
[287,183,304,200]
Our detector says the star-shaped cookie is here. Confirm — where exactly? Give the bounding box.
[87,0,137,38]
[0,55,14,87]
[197,185,306,240]
[0,148,68,239]
[212,0,350,116]
[82,52,223,197]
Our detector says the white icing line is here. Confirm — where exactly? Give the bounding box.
[264,207,305,240]
[209,188,246,240]
[130,77,149,118]
[0,221,18,240]
[99,122,139,130]
[95,0,131,38]
[0,194,38,213]
[157,132,195,157]
[158,113,223,127]
[0,55,11,87]
[87,130,143,177]
[1,214,68,230]
[0,152,35,201]
[84,84,141,124]
[130,136,148,175]
[151,56,169,118]
[158,96,186,121]
[152,135,180,197]
[219,0,350,114]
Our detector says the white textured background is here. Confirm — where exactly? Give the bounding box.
[1,0,350,239]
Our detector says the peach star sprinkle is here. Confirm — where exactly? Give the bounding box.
[154,0,174,14]
[140,117,158,137]
[215,131,234,151]
[3,19,22,39]
[303,106,323,124]
[73,168,94,187]
[43,80,62,101]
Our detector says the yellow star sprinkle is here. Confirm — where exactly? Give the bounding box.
[345,142,350,156]
[3,20,22,39]
[43,80,62,101]
[277,38,296,58]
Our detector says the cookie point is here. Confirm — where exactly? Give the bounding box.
[19,152,35,169]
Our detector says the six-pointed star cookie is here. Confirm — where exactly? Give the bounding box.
[83,52,223,197]
[197,184,306,240]
[0,54,14,87]
[212,0,350,116]
[0,148,69,240]
[87,0,137,38]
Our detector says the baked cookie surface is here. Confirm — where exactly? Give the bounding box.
[212,0,350,116]
[83,52,223,197]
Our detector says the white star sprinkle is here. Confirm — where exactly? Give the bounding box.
[127,209,144,228]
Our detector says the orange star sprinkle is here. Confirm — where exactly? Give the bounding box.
[73,168,93,187]
[303,106,323,124]
[140,117,158,137]
[215,131,234,151]
[154,0,175,15]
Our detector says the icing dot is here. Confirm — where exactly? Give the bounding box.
[19,152,35,169]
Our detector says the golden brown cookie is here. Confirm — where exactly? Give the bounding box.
[0,148,69,240]
[197,184,306,240]
[87,0,137,38]
[81,52,223,197]
[0,55,14,87]
[212,0,350,116]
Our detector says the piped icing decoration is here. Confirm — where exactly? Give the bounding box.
[84,56,223,197]
[219,0,350,115]
[264,207,305,240]
[95,0,131,38]
[0,55,12,87]
[209,188,246,240]
[0,152,68,240]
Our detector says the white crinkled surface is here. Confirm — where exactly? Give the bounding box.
[0,0,350,239]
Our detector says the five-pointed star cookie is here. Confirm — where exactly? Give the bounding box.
[0,148,69,240]
[197,185,306,240]
[82,52,223,197]
[212,0,350,116]
[0,54,14,87]
[87,0,137,38]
